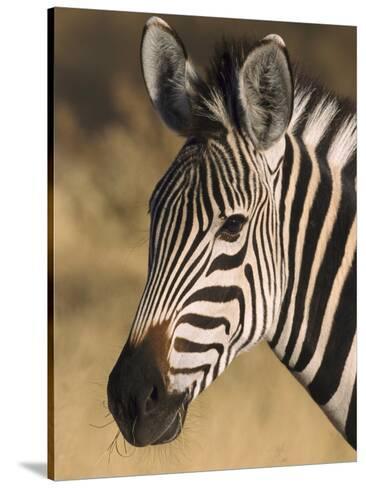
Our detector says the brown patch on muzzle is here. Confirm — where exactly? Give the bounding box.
[107,320,185,446]
[130,319,172,380]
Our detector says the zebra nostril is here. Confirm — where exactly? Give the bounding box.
[144,385,159,414]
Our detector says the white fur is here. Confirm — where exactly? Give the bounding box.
[302,96,338,147]
[198,86,231,129]
[263,33,285,47]
[288,87,312,133]
[327,114,356,169]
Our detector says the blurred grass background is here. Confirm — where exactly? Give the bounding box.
[53,7,356,480]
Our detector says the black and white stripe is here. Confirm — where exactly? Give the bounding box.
[126,17,356,449]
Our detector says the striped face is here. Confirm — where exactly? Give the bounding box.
[107,16,357,449]
[107,16,294,447]
[129,131,284,402]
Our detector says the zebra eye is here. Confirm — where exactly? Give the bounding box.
[218,214,246,242]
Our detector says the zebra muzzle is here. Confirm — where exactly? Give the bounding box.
[107,339,188,446]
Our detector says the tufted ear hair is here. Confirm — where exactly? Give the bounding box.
[238,34,294,150]
[140,16,198,134]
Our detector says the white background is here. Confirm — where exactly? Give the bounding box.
[0,0,364,486]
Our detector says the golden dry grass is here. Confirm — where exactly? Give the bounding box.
[52,8,356,480]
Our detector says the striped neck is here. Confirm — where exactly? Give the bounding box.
[266,85,356,445]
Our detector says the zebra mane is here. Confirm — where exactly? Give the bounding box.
[189,37,356,150]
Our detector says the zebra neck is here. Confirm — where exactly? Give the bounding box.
[264,88,356,446]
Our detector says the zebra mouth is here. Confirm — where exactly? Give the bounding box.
[152,404,187,445]
[107,337,191,447]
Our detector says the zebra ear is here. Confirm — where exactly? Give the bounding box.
[239,35,294,150]
[141,16,197,134]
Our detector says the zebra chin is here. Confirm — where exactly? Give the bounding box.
[107,336,189,447]
[150,403,188,446]
[112,399,188,447]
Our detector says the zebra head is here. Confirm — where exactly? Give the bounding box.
[108,17,294,447]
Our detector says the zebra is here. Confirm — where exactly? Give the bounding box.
[107,16,356,450]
